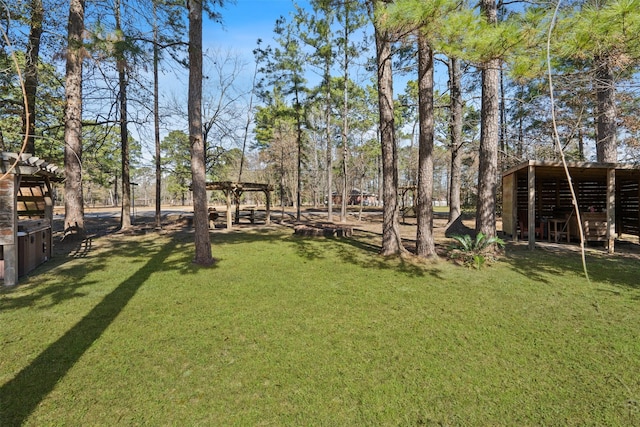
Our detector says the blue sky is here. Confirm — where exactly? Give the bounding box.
[204,0,308,58]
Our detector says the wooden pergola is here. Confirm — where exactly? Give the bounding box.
[205,181,274,229]
[1,152,62,286]
[502,160,640,253]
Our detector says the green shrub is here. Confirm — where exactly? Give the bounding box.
[449,232,505,269]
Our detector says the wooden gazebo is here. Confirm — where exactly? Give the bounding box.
[205,181,274,229]
[1,152,62,286]
[502,161,640,252]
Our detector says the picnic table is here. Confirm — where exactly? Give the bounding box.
[235,206,256,224]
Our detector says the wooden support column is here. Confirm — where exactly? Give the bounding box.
[225,189,232,229]
[1,175,19,286]
[44,177,54,262]
[636,175,640,245]
[264,189,271,225]
[510,174,517,239]
[528,163,536,250]
[606,168,615,253]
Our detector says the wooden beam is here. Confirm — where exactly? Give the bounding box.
[528,164,536,250]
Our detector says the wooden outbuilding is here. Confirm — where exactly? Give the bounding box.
[1,152,62,286]
[502,161,640,253]
[205,181,274,229]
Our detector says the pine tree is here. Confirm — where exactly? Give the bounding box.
[63,0,85,238]
[187,0,214,266]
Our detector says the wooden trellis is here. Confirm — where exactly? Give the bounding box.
[205,182,274,229]
[1,152,62,286]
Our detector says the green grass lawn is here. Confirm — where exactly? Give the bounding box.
[1,227,639,425]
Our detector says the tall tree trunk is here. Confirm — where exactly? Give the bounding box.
[153,4,162,229]
[325,61,333,222]
[595,56,617,163]
[374,7,404,256]
[63,0,85,238]
[340,4,350,223]
[516,84,524,159]
[188,0,213,266]
[416,34,436,258]
[23,0,43,154]
[340,74,348,223]
[115,0,131,230]
[119,66,132,230]
[295,89,303,222]
[499,62,506,164]
[448,56,463,224]
[476,0,500,238]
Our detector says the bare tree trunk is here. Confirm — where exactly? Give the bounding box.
[63,0,85,238]
[476,0,500,238]
[499,63,506,163]
[325,61,334,222]
[448,57,463,224]
[114,0,131,230]
[416,34,436,258]
[188,0,213,266]
[119,65,132,230]
[340,5,350,223]
[153,4,162,229]
[295,89,303,222]
[516,84,524,159]
[374,8,404,256]
[595,57,617,163]
[23,0,43,154]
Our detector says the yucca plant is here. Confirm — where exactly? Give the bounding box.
[449,232,505,269]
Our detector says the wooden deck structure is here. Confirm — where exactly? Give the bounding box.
[205,182,274,229]
[1,152,62,286]
[502,161,640,252]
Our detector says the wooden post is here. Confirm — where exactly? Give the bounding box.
[606,168,615,253]
[510,173,517,240]
[0,175,19,286]
[225,189,232,229]
[528,163,536,250]
[265,189,271,225]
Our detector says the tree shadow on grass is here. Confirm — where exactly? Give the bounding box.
[285,228,446,280]
[503,243,640,292]
[0,232,186,312]
[334,232,447,280]
[0,236,185,426]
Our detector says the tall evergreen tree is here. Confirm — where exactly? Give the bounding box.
[448,57,464,224]
[113,0,133,231]
[256,16,308,221]
[63,0,85,238]
[475,0,500,238]
[562,0,640,162]
[370,0,405,256]
[22,0,44,154]
[336,0,367,222]
[187,0,213,266]
[294,0,336,221]
[415,32,436,257]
